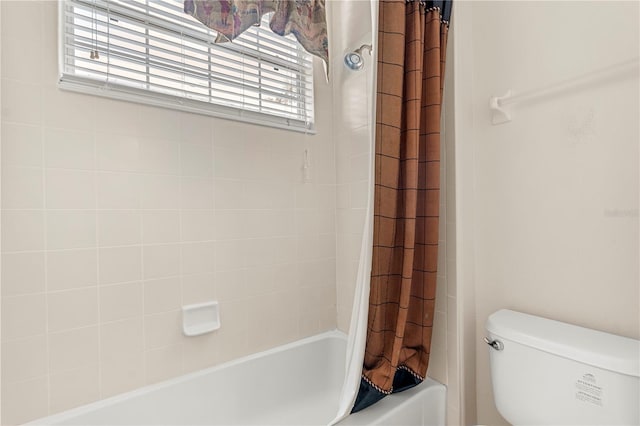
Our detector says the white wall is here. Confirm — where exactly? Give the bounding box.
[0,1,337,424]
[453,1,639,424]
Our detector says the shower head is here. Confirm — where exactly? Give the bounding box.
[344,44,372,71]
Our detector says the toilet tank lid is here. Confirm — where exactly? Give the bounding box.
[486,310,640,378]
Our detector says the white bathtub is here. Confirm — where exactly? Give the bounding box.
[28,331,445,425]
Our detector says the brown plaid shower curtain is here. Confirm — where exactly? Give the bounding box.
[353,0,451,413]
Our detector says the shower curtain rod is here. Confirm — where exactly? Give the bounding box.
[489,56,639,125]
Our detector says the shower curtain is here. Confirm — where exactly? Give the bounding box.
[351,0,451,414]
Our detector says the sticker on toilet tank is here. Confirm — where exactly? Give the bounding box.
[575,373,603,406]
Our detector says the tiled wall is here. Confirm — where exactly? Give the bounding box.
[0,1,337,424]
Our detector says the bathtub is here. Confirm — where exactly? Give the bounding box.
[28,331,446,425]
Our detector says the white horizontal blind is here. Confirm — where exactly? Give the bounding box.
[59,0,315,132]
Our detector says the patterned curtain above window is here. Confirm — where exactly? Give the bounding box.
[184,0,329,70]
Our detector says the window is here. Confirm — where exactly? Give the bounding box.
[59,0,315,132]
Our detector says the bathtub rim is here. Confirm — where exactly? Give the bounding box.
[27,330,348,425]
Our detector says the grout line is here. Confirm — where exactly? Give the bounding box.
[40,108,52,416]
[93,127,104,400]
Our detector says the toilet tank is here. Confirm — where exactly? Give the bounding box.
[485,309,640,425]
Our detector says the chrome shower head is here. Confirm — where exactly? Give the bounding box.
[344,44,372,71]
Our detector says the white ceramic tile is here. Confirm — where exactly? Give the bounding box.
[446,258,457,298]
[97,211,141,247]
[1,293,47,340]
[39,1,59,87]
[99,246,142,285]
[95,132,140,172]
[96,172,141,209]
[349,180,369,209]
[213,210,247,240]
[213,179,245,210]
[336,208,366,236]
[294,183,318,210]
[48,326,100,373]
[447,296,457,338]
[43,128,95,170]
[244,266,275,296]
[336,185,349,209]
[143,244,180,279]
[212,146,247,179]
[1,335,48,383]
[244,210,295,239]
[181,242,215,275]
[317,185,336,211]
[49,365,100,413]
[349,128,370,157]
[47,249,98,291]
[100,317,144,362]
[180,210,215,242]
[45,169,95,209]
[427,311,448,385]
[142,210,180,244]
[100,282,144,322]
[42,87,95,131]
[140,174,180,209]
[99,318,145,397]
[180,142,213,177]
[349,153,369,182]
[182,273,216,305]
[47,288,99,333]
[1,123,42,167]
[316,209,336,235]
[272,237,299,265]
[180,176,214,210]
[244,238,280,267]
[181,331,221,372]
[446,404,461,426]
[1,1,42,43]
[144,310,183,350]
[136,105,181,141]
[272,263,299,293]
[0,376,48,426]
[218,300,249,333]
[213,240,245,271]
[145,345,184,385]
[435,274,448,314]
[215,326,249,364]
[144,277,181,314]
[138,137,180,175]
[179,112,212,143]
[1,166,43,208]
[92,98,139,136]
[214,269,247,302]
[315,233,336,260]
[46,210,96,250]
[1,252,46,296]
[244,181,293,209]
[100,351,145,399]
[1,79,42,125]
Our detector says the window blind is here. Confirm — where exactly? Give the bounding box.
[59,0,315,132]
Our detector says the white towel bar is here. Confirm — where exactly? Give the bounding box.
[489,57,639,125]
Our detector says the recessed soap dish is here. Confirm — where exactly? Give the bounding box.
[182,301,220,337]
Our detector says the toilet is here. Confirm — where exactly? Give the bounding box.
[484,309,640,425]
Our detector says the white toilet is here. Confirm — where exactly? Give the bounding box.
[484,309,640,425]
